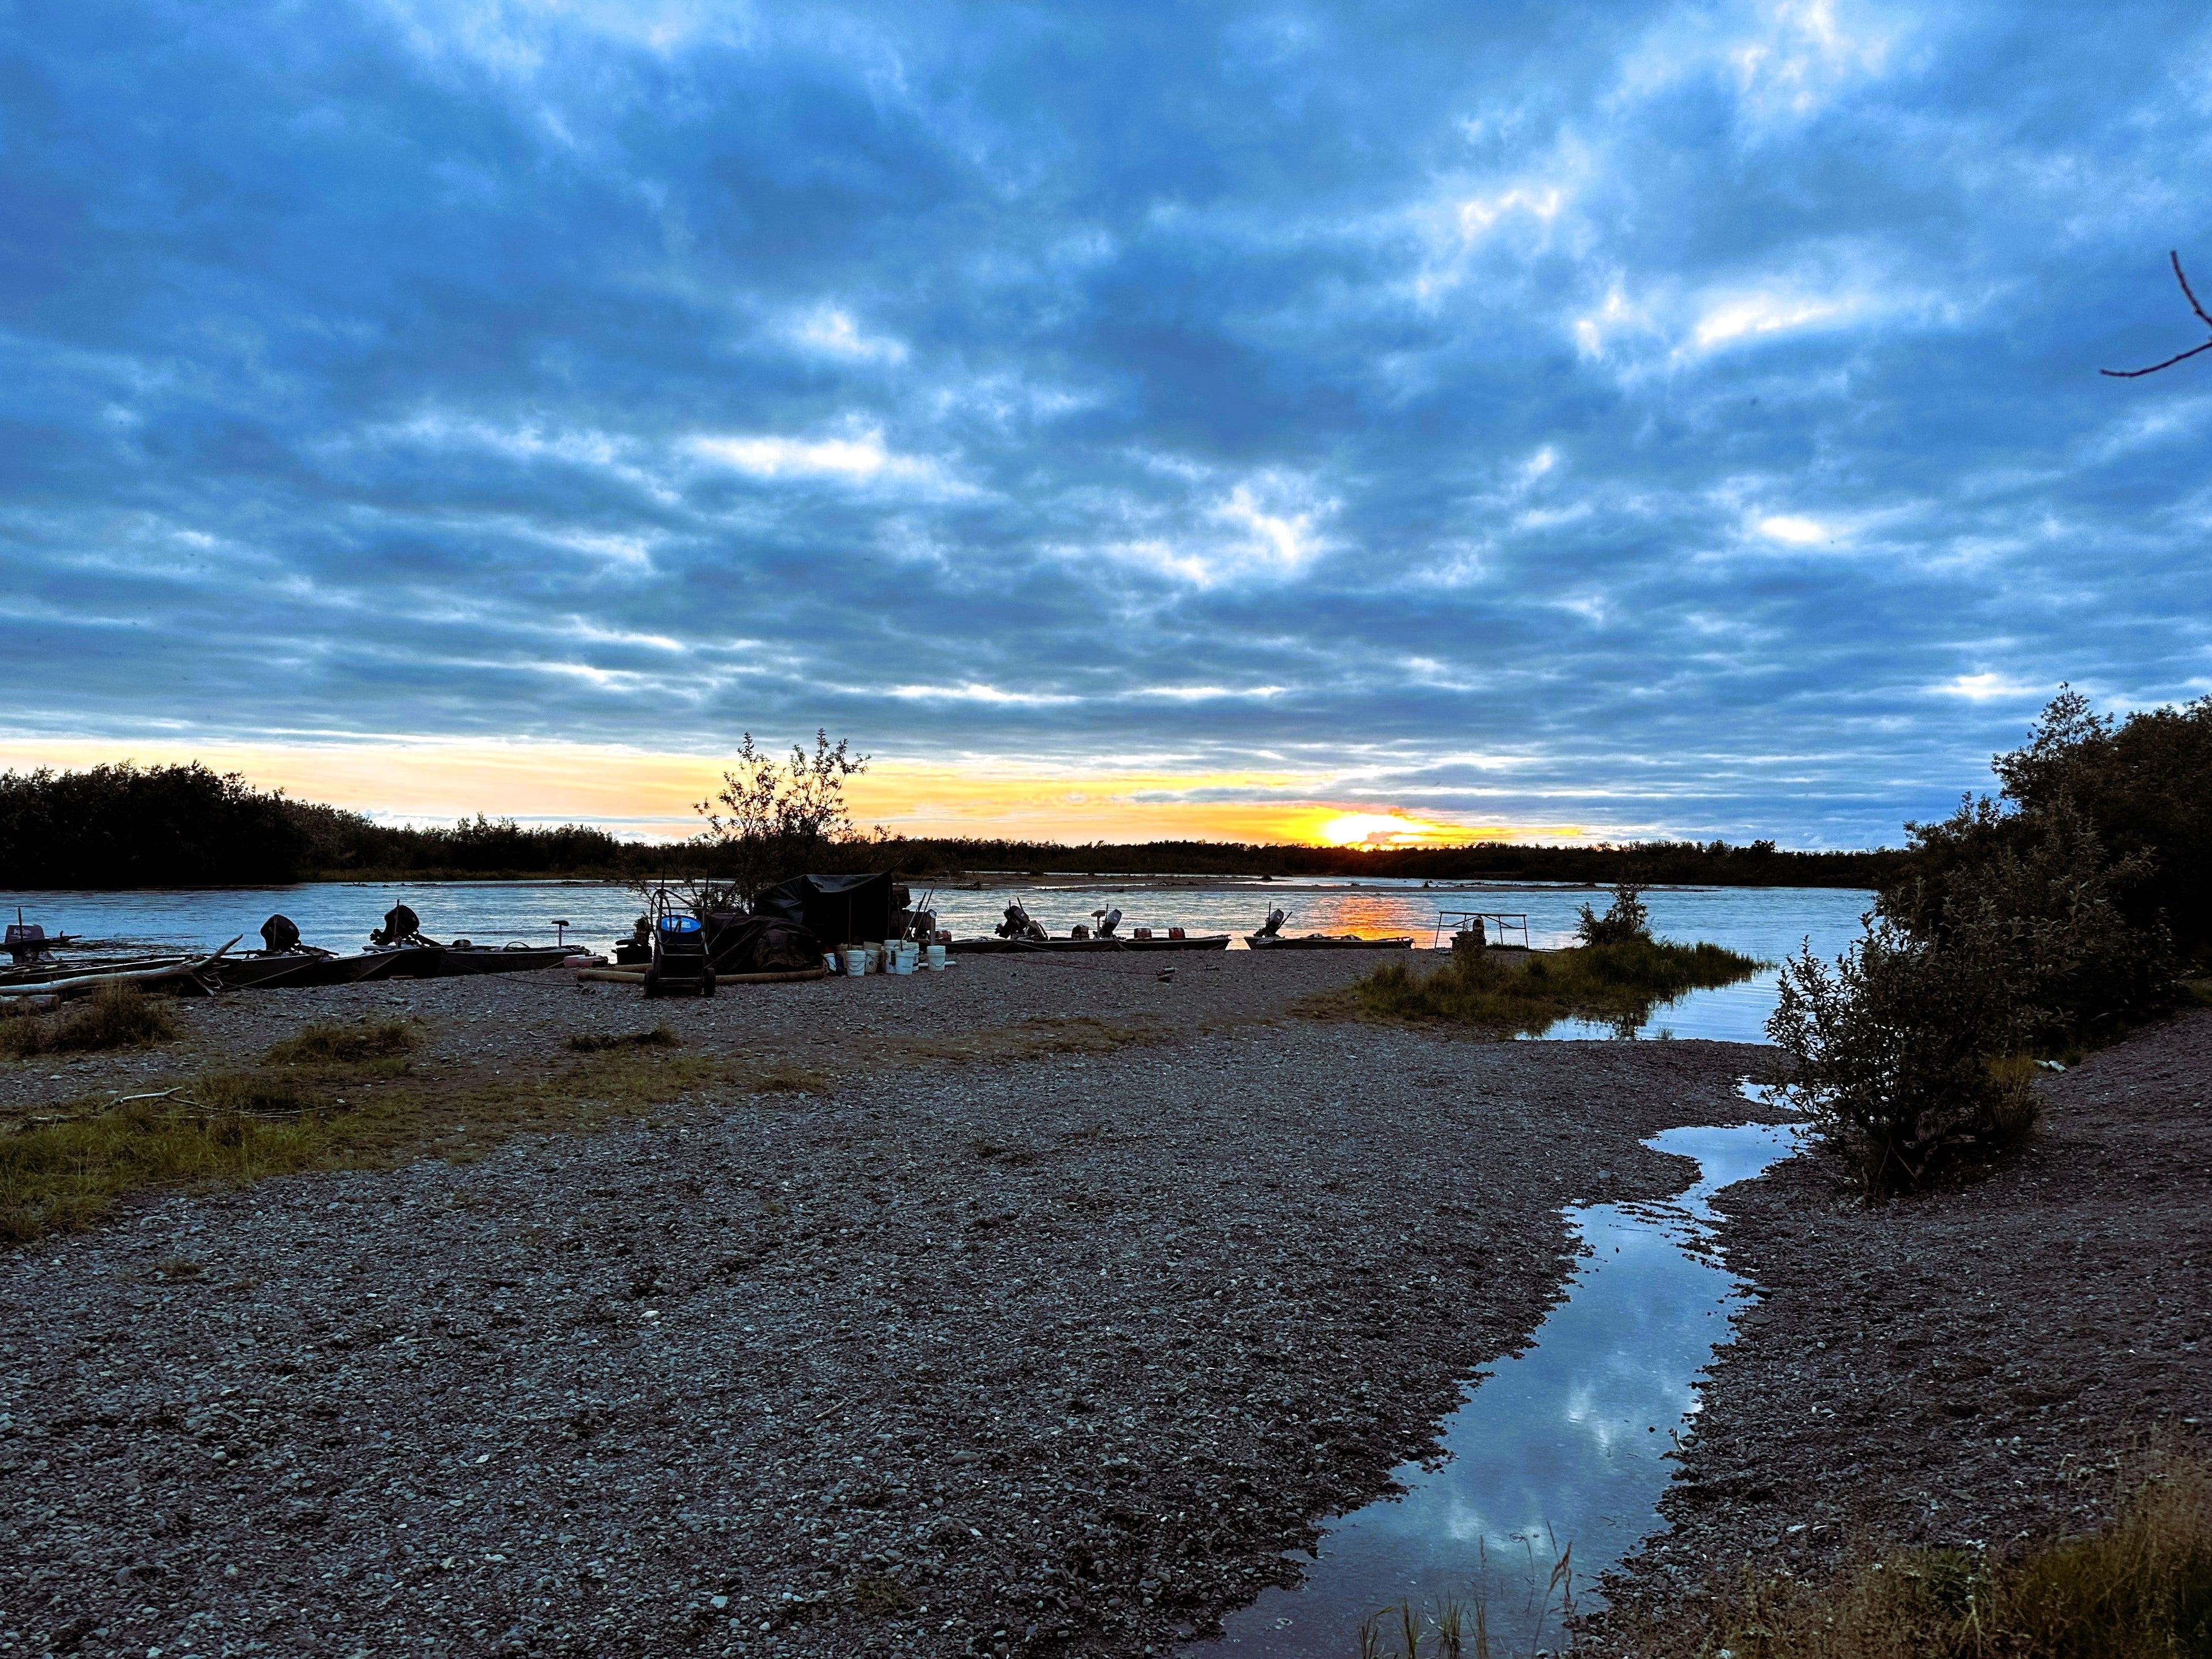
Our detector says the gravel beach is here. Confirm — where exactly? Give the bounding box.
[1581,1007,2212,1652]
[0,955,1775,1659]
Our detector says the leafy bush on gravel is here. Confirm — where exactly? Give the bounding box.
[263,1020,419,1065]
[0,984,177,1058]
[1353,939,1761,1037]
[1769,923,2045,1191]
[1702,1451,2212,1658]
[1773,691,2192,1191]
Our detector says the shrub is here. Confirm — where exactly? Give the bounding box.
[1575,882,1652,946]
[0,984,178,1058]
[1768,922,2035,1191]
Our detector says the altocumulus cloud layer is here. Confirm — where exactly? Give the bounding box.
[4,0,2210,845]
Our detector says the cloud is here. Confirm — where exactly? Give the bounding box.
[686,429,959,492]
[3,0,2207,849]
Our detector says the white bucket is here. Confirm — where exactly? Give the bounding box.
[843,946,870,976]
[925,943,948,970]
[889,947,914,976]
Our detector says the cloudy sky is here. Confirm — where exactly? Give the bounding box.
[5,0,2209,846]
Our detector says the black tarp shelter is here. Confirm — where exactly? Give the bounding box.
[752,873,900,946]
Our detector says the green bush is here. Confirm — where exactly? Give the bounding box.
[1576,882,1652,946]
[1769,923,2038,1191]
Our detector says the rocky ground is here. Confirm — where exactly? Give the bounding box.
[0,955,1774,1659]
[1582,1007,2212,1651]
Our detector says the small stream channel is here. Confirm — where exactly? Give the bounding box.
[1191,1115,1802,1657]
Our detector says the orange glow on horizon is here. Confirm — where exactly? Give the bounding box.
[0,738,1601,849]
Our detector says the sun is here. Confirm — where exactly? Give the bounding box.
[1315,812,1450,848]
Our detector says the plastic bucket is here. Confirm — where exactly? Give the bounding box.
[843,947,870,976]
[925,943,948,970]
[889,948,913,976]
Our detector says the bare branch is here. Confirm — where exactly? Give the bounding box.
[2102,250,2212,377]
[2172,248,2212,328]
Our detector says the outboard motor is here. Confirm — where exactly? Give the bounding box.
[995,903,1048,942]
[372,903,421,946]
[1095,906,1122,938]
[260,914,301,953]
[1257,907,1288,939]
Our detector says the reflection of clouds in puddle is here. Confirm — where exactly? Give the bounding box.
[1196,1122,1804,1659]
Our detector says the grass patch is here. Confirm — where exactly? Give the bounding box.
[0,1042,737,1244]
[262,1020,418,1066]
[1698,1452,2212,1658]
[894,1015,1159,1066]
[1346,939,1764,1037]
[0,985,178,1058]
[2,1096,333,1243]
[564,1024,681,1054]
[852,1573,918,1616]
[745,1063,830,1095]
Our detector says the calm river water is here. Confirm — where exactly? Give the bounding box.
[1,878,1869,1043]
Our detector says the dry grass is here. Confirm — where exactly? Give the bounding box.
[0,1039,765,1243]
[0,985,179,1058]
[851,1573,918,1616]
[1342,940,1763,1037]
[564,1024,681,1054]
[262,1020,419,1065]
[893,1015,1160,1066]
[1697,1452,2212,1658]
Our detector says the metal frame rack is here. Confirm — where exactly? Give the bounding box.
[1431,910,1531,949]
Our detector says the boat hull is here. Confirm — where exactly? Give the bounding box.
[1244,935,1416,950]
[430,946,572,977]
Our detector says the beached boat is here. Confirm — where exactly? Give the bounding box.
[950,934,1231,954]
[429,944,573,977]
[1244,933,1415,950]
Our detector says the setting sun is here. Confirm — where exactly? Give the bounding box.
[1314,811,1461,848]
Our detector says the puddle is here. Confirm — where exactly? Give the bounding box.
[1190,1120,1804,1657]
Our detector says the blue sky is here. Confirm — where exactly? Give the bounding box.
[3,0,2209,847]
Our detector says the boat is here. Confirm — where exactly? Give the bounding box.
[1244,933,1415,950]
[427,943,573,977]
[949,934,1231,954]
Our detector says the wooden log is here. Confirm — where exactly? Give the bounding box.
[0,936,241,1000]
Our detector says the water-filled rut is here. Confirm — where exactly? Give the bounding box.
[1195,1119,1802,1657]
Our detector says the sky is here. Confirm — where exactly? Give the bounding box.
[4,0,2210,848]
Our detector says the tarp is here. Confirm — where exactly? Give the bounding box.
[750,872,898,946]
[702,913,827,975]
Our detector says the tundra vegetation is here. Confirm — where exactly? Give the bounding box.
[1701,1451,2212,1659]
[0,1017,788,1243]
[1771,690,2212,1191]
[1350,883,1763,1036]
[0,983,177,1058]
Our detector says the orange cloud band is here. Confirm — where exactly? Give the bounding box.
[0,739,1596,847]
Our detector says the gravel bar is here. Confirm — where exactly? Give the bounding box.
[2,957,1774,1658]
[1582,1007,2212,1652]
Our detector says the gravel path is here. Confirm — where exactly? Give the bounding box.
[1582,1008,2212,1652]
[0,959,1773,1659]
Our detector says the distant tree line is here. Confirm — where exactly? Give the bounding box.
[0,760,1899,889]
